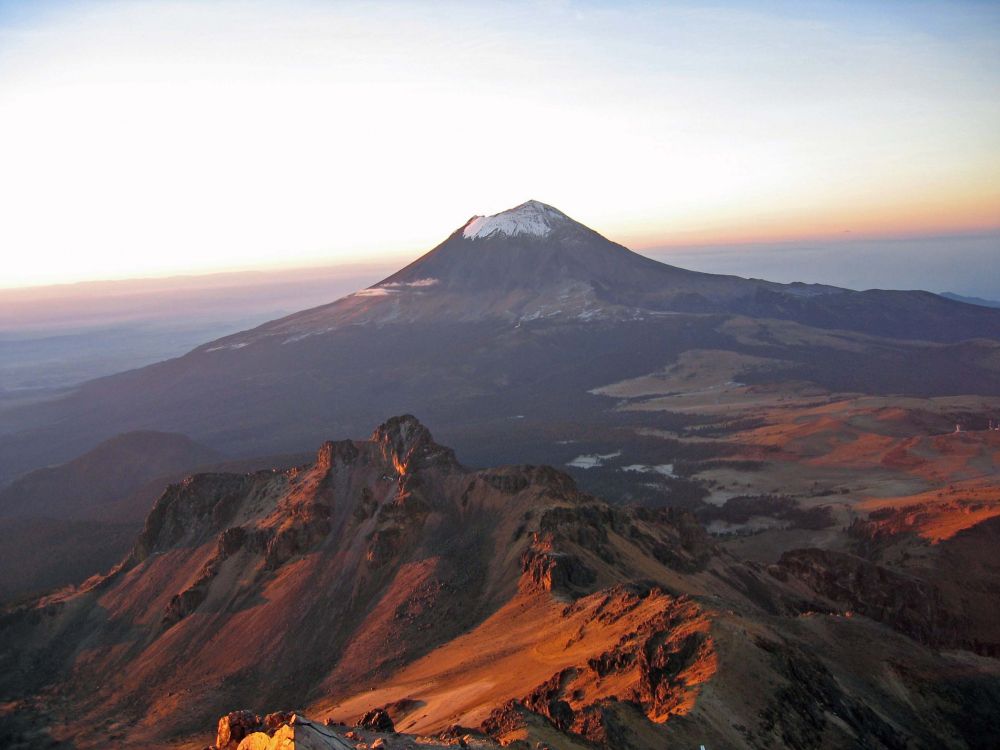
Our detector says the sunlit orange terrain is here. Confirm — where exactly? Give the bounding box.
[598,343,1000,544]
[4,415,998,749]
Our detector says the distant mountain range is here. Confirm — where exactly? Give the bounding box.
[940,291,1000,309]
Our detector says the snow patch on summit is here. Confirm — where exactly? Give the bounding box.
[463,200,565,240]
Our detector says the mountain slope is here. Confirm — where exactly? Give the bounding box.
[206,200,1000,343]
[0,430,221,521]
[941,291,1000,309]
[1,417,996,750]
[0,431,219,598]
[1,200,999,488]
[0,434,320,601]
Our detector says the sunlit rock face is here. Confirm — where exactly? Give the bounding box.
[0,416,724,748]
[4,415,998,750]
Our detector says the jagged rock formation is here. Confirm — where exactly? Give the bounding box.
[482,585,715,746]
[218,714,355,750]
[208,711,500,750]
[1,417,997,750]
[0,417,719,748]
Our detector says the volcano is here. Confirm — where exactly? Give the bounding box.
[199,199,996,344]
[271,198,834,327]
[2,200,999,486]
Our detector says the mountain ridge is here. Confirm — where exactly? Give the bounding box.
[3,416,997,749]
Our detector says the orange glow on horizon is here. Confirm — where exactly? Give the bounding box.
[624,211,1000,251]
[617,184,1000,250]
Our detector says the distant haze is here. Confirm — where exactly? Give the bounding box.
[0,262,395,398]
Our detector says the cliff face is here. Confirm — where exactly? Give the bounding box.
[2,417,998,750]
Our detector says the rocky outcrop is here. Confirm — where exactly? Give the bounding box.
[501,465,577,498]
[522,669,576,731]
[316,439,360,471]
[162,499,333,626]
[370,414,457,475]
[164,525,258,626]
[520,537,595,595]
[482,587,716,748]
[538,504,619,561]
[234,733,271,750]
[264,503,332,570]
[219,714,354,750]
[211,711,433,750]
[129,473,260,565]
[629,507,714,572]
[480,700,538,740]
[159,497,329,627]
[217,710,265,750]
[355,707,394,733]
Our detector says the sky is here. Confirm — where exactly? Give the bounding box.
[0,0,998,289]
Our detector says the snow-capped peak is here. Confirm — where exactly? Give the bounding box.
[462,200,568,240]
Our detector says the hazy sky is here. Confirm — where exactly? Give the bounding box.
[1,0,998,288]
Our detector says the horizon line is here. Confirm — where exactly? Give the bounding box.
[4,224,999,294]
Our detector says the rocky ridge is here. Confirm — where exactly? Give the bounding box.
[1,416,998,750]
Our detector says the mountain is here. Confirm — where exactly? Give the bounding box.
[0,431,219,601]
[0,430,221,522]
[226,200,834,333]
[2,200,999,488]
[202,199,997,341]
[941,291,1000,309]
[0,432,318,601]
[2,417,996,749]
